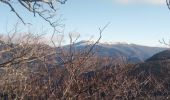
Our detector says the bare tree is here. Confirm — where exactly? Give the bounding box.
[0,22,110,99]
[167,0,170,10]
[0,0,67,25]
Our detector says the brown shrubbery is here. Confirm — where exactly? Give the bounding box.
[0,32,169,100]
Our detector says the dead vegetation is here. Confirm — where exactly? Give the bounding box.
[0,27,169,100]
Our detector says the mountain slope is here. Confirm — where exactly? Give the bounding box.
[146,50,170,62]
[64,41,167,63]
[128,50,170,95]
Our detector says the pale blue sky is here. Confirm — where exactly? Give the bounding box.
[0,0,170,47]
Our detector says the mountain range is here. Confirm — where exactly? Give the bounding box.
[63,41,168,63]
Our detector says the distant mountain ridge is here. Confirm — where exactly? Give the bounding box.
[63,41,167,63]
[146,50,170,62]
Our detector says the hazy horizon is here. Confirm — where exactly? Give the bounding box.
[0,0,170,47]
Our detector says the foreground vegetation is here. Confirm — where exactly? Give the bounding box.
[0,33,169,100]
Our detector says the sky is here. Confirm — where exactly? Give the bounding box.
[0,0,170,47]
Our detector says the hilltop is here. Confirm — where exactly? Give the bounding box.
[63,41,167,63]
